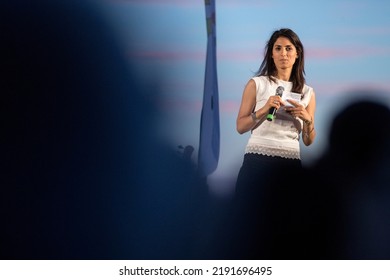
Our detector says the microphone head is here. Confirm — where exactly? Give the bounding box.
[276,86,284,96]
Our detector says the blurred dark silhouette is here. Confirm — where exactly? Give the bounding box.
[306,97,390,259]
[212,96,390,260]
[0,0,209,260]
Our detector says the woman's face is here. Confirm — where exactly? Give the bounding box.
[272,36,298,71]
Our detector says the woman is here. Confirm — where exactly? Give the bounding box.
[235,28,316,196]
[222,28,317,259]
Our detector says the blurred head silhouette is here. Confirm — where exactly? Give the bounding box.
[0,0,201,259]
[327,96,390,172]
[309,94,390,259]
[1,0,143,258]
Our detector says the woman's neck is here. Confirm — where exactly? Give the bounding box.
[275,69,291,81]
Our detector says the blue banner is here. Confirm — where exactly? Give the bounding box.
[198,0,220,177]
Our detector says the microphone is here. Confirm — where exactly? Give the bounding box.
[267,86,284,121]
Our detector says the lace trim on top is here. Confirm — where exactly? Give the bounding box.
[245,145,300,159]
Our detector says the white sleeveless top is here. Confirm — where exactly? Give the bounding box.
[245,76,313,159]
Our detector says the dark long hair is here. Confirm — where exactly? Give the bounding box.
[255,28,305,93]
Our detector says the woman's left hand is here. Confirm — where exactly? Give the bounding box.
[284,99,310,122]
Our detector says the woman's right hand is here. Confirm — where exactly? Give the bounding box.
[266,95,284,111]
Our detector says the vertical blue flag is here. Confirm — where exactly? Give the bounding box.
[198,0,220,177]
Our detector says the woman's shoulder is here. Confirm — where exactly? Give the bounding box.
[251,75,269,82]
[303,83,315,95]
[248,75,272,97]
[251,75,271,87]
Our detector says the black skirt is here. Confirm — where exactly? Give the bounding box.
[228,153,304,259]
[235,153,301,197]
